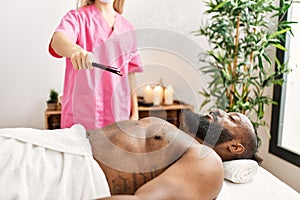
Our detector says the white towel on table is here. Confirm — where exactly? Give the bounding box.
[0,124,111,200]
[223,159,258,184]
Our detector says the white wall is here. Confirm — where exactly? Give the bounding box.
[0,0,76,128]
[0,0,299,193]
[123,0,210,109]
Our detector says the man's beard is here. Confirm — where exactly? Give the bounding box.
[182,111,233,146]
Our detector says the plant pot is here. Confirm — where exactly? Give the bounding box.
[47,102,58,111]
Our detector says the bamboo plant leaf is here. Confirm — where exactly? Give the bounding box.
[271,43,287,51]
[195,0,296,131]
[269,28,291,39]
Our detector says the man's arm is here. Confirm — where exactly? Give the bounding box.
[99,144,224,200]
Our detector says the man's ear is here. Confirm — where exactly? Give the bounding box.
[228,143,245,155]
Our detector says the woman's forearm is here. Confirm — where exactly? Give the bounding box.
[50,32,92,70]
[50,32,82,58]
[128,73,139,120]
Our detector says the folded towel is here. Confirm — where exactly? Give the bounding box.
[223,159,258,183]
[0,125,111,200]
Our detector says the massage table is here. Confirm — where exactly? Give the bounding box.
[218,166,300,199]
[0,125,299,199]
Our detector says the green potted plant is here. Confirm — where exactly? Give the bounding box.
[194,0,295,131]
[47,89,59,110]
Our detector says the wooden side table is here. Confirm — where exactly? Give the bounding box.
[138,101,194,128]
[44,109,61,129]
[44,101,194,129]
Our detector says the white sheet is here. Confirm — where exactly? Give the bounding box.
[0,124,110,200]
[218,166,300,200]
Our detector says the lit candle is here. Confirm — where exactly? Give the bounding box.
[153,85,163,106]
[143,85,153,103]
[164,84,174,105]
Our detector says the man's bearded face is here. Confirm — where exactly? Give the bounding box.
[183,110,234,147]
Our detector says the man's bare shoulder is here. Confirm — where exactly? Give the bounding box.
[132,142,224,200]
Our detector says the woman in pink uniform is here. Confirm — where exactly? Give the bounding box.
[49,0,143,130]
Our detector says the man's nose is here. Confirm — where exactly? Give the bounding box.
[215,109,226,117]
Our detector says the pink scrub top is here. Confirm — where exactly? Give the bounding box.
[49,5,143,130]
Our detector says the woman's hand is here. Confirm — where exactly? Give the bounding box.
[71,49,93,70]
[130,113,139,121]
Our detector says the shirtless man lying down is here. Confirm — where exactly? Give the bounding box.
[88,109,258,200]
[0,109,258,200]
